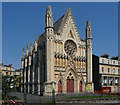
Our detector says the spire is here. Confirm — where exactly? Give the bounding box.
[30,41,33,54]
[23,48,25,58]
[35,40,37,52]
[45,6,54,35]
[26,44,29,56]
[86,21,91,28]
[30,41,32,47]
[67,7,71,11]
[46,6,53,27]
[66,7,72,15]
[46,6,52,15]
[86,20,92,39]
[86,20,93,92]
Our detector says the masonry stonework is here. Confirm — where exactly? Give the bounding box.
[21,6,94,95]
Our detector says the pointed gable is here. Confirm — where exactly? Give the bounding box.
[57,7,72,34]
[53,7,81,42]
[66,56,76,71]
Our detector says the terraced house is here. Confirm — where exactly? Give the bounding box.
[0,63,14,76]
[20,6,94,96]
[0,63,14,89]
[93,54,120,94]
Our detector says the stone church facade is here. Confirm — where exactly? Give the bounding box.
[21,6,94,95]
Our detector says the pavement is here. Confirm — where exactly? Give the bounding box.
[9,92,52,103]
[9,92,120,104]
[25,103,120,105]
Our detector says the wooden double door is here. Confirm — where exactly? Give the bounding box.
[79,81,82,92]
[67,79,74,93]
[58,81,62,93]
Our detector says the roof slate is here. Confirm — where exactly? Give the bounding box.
[53,15,64,34]
[38,7,84,41]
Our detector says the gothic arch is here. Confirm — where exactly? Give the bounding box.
[65,68,78,80]
[79,73,85,85]
[78,74,86,93]
[56,72,64,85]
[65,56,78,76]
[65,68,78,81]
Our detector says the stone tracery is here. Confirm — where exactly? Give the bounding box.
[64,40,77,56]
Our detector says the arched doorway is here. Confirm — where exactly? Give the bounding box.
[58,80,62,93]
[67,77,70,93]
[71,77,74,92]
[67,74,74,93]
[79,81,82,92]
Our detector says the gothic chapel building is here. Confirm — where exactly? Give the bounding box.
[21,6,94,95]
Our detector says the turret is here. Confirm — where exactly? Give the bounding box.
[23,48,25,58]
[86,20,93,92]
[86,21,92,44]
[26,44,29,56]
[45,6,54,35]
[35,40,37,52]
[30,41,33,54]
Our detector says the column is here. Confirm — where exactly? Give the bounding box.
[34,52,38,94]
[28,55,31,93]
[108,77,109,86]
[107,77,108,86]
[46,37,51,82]
[51,39,55,81]
[32,52,35,94]
[80,46,81,72]
[26,57,28,93]
[38,48,41,95]
[113,77,115,86]
[27,66,30,93]
[44,36,55,95]
[29,54,33,94]
[21,58,24,93]
[101,76,104,86]
[24,57,27,93]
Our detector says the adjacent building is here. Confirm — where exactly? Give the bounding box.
[20,6,94,96]
[93,54,120,94]
[0,63,14,76]
[14,69,21,91]
[0,63,14,89]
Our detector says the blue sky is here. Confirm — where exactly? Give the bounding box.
[2,2,118,70]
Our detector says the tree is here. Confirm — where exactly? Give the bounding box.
[2,74,11,100]
[13,75,22,92]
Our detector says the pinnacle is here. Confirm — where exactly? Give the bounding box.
[30,41,32,46]
[86,21,91,28]
[27,44,28,49]
[66,7,72,15]
[67,7,71,12]
[46,6,52,14]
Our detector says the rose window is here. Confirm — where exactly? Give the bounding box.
[64,40,77,55]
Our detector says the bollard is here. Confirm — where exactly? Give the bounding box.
[52,89,55,104]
